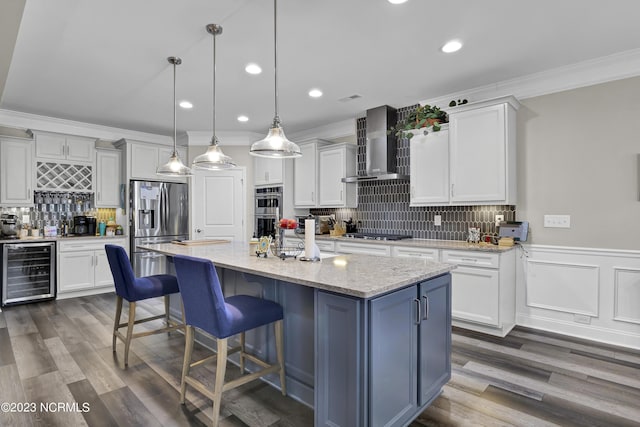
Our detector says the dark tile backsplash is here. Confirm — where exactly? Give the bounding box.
[311,108,516,241]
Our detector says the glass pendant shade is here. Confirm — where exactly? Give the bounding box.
[249,0,301,159]
[193,137,236,170]
[193,23,236,171]
[157,151,192,176]
[250,120,301,158]
[157,56,192,177]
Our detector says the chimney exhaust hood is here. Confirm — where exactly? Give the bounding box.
[342,105,409,182]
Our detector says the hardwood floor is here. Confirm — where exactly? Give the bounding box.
[1,293,639,426]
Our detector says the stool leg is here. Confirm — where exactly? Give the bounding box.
[212,337,228,427]
[164,295,171,327]
[113,295,123,351]
[239,332,245,374]
[124,301,136,367]
[275,320,286,396]
[180,325,194,404]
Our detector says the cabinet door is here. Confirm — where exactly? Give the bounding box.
[59,251,95,292]
[254,157,283,186]
[95,150,121,207]
[419,275,451,405]
[65,136,95,163]
[369,285,418,427]
[410,129,449,205]
[34,133,66,160]
[294,143,317,207]
[449,104,506,202]
[1,139,33,205]
[94,251,115,288]
[450,266,500,326]
[130,144,159,179]
[318,148,345,207]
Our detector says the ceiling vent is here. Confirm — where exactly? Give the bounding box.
[338,94,362,103]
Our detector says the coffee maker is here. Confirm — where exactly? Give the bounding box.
[1,214,20,239]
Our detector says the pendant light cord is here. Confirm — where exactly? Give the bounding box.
[172,59,178,155]
[212,28,217,145]
[273,0,279,125]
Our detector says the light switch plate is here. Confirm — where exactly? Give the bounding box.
[434,215,442,226]
[544,214,571,228]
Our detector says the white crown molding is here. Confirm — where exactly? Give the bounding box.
[0,108,173,145]
[185,130,264,146]
[422,48,640,108]
[290,118,356,141]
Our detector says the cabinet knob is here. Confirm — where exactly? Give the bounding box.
[196,228,202,233]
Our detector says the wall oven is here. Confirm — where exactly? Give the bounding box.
[2,241,56,306]
[254,186,282,238]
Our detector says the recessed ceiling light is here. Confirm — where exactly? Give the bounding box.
[308,89,323,98]
[441,40,463,53]
[245,63,262,75]
[179,101,193,109]
[388,0,409,4]
[237,115,249,122]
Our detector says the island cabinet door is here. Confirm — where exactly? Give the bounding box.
[418,274,452,406]
[369,285,419,427]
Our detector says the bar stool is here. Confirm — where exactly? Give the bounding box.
[105,244,184,366]
[173,255,286,427]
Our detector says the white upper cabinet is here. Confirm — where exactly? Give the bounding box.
[410,127,449,205]
[116,139,187,182]
[448,96,518,205]
[293,139,331,207]
[0,137,34,206]
[254,157,284,186]
[31,130,95,163]
[318,143,357,208]
[95,148,121,207]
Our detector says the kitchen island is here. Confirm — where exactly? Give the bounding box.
[139,241,455,427]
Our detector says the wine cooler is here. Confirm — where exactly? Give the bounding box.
[1,242,56,306]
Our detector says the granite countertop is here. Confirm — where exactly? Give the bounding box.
[285,232,516,252]
[138,241,455,299]
[0,235,127,244]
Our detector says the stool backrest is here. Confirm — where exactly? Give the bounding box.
[173,255,230,337]
[105,244,136,301]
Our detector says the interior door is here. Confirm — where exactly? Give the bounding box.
[192,168,246,241]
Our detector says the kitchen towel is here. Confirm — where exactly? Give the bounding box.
[304,219,320,260]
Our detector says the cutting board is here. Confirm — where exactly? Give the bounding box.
[172,239,230,246]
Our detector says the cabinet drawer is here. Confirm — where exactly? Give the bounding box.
[441,250,499,268]
[336,241,390,257]
[59,238,126,253]
[392,246,439,261]
[315,240,335,253]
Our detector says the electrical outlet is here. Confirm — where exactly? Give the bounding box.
[574,314,591,324]
[434,215,442,226]
[495,215,504,227]
[544,214,571,228]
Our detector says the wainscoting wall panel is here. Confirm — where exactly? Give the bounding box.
[516,245,640,350]
[525,259,599,316]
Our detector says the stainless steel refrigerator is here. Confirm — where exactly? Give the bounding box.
[130,180,188,277]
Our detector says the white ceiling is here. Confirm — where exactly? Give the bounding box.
[2,0,640,138]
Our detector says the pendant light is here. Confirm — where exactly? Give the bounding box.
[192,24,236,170]
[157,56,193,177]
[249,0,301,158]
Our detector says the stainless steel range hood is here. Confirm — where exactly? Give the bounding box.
[342,105,409,182]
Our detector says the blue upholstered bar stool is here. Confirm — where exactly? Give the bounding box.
[105,244,184,367]
[173,255,286,427]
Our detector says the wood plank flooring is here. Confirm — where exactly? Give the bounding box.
[1,293,639,426]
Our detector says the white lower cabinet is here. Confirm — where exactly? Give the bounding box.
[336,241,390,256]
[392,246,439,261]
[58,238,127,295]
[442,249,515,336]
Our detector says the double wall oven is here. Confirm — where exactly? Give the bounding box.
[254,186,282,238]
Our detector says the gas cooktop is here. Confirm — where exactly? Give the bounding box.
[343,233,412,241]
